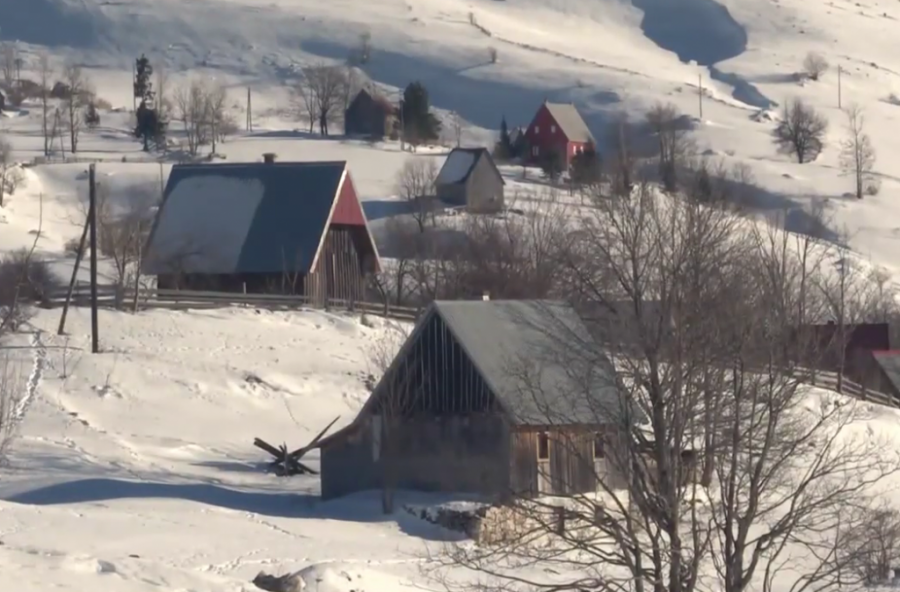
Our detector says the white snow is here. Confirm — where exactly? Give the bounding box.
[436,150,476,185]
[145,175,266,274]
[1,0,900,589]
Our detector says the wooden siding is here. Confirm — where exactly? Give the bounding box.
[523,104,588,166]
[510,426,624,496]
[464,154,504,213]
[344,91,394,138]
[307,225,366,306]
[332,175,367,226]
[321,414,510,499]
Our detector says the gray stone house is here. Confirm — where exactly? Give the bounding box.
[318,299,632,500]
[435,147,505,213]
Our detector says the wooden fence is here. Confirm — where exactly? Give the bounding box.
[806,369,898,408]
[41,285,419,321]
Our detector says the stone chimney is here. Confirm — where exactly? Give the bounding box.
[482,291,490,301]
[263,152,277,163]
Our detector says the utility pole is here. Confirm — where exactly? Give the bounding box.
[698,73,703,120]
[57,215,90,335]
[838,65,842,109]
[246,87,252,131]
[88,164,99,354]
[399,98,405,151]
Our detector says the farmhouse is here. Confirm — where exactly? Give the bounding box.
[523,101,594,166]
[344,89,398,139]
[435,147,505,213]
[142,156,380,303]
[319,299,632,500]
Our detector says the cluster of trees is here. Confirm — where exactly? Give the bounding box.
[369,105,900,592]
[773,98,878,198]
[131,54,238,156]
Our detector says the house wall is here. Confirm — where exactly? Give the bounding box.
[320,414,511,499]
[510,426,627,496]
[156,271,308,294]
[435,182,467,207]
[344,94,387,138]
[306,225,367,306]
[464,156,504,213]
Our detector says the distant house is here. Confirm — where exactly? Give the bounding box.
[435,147,505,213]
[318,299,632,500]
[523,101,594,166]
[344,89,398,139]
[142,156,381,303]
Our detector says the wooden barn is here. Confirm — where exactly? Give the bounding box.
[318,299,633,500]
[523,101,594,166]
[344,89,398,139]
[142,156,380,303]
[435,147,505,213]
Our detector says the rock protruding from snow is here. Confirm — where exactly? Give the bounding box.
[253,571,303,592]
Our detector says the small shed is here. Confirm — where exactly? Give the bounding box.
[435,147,505,213]
[142,157,380,303]
[319,299,632,500]
[344,89,398,139]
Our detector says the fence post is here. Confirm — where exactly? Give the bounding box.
[554,506,565,536]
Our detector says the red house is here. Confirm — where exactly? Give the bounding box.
[523,101,594,166]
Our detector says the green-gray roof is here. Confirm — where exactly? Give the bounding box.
[142,161,350,275]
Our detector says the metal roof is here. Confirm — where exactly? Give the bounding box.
[142,161,347,275]
[435,147,505,187]
[431,299,627,425]
[544,102,594,143]
[872,351,900,394]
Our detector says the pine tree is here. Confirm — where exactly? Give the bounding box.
[570,142,602,187]
[402,82,440,143]
[84,101,100,129]
[539,148,564,182]
[132,55,165,151]
[500,116,511,151]
[134,54,154,105]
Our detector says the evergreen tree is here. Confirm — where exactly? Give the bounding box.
[570,142,602,187]
[134,100,167,152]
[499,116,511,152]
[84,101,100,129]
[401,81,440,143]
[539,147,564,182]
[134,54,154,105]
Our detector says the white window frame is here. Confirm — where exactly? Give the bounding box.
[534,125,540,133]
[532,146,539,156]
[550,124,556,133]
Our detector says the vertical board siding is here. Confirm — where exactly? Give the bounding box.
[306,226,365,306]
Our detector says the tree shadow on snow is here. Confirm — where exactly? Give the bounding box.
[1,477,468,542]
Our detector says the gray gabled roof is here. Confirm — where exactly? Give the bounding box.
[544,102,594,143]
[431,300,625,425]
[435,147,505,187]
[142,161,352,275]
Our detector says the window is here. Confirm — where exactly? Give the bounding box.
[534,125,540,133]
[537,431,550,460]
[593,434,605,459]
[550,125,556,133]
[532,146,540,156]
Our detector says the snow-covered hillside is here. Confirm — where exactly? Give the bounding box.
[2,0,900,589]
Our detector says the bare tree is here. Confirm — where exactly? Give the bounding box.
[837,503,900,586]
[436,167,899,592]
[349,31,373,65]
[36,53,54,157]
[803,52,829,81]
[0,136,13,207]
[173,78,211,156]
[289,78,317,134]
[646,102,696,192]
[304,64,347,136]
[449,111,463,148]
[204,81,228,154]
[606,111,637,195]
[154,63,171,124]
[773,98,828,164]
[839,104,877,199]
[0,43,17,88]
[394,158,438,233]
[61,63,90,153]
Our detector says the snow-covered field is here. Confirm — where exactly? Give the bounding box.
[2,0,900,589]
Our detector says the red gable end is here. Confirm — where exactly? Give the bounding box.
[331,173,366,226]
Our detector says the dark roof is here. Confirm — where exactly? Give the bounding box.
[383,300,627,426]
[435,147,505,187]
[544,102,594,143]
[352,89,396,115]
[143,161,350,275]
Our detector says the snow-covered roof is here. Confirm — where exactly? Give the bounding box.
[544,102,594,143]
[436,149,477,185]
[143,161,352,275]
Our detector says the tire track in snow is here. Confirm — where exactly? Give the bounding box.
[13,331,45,423]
